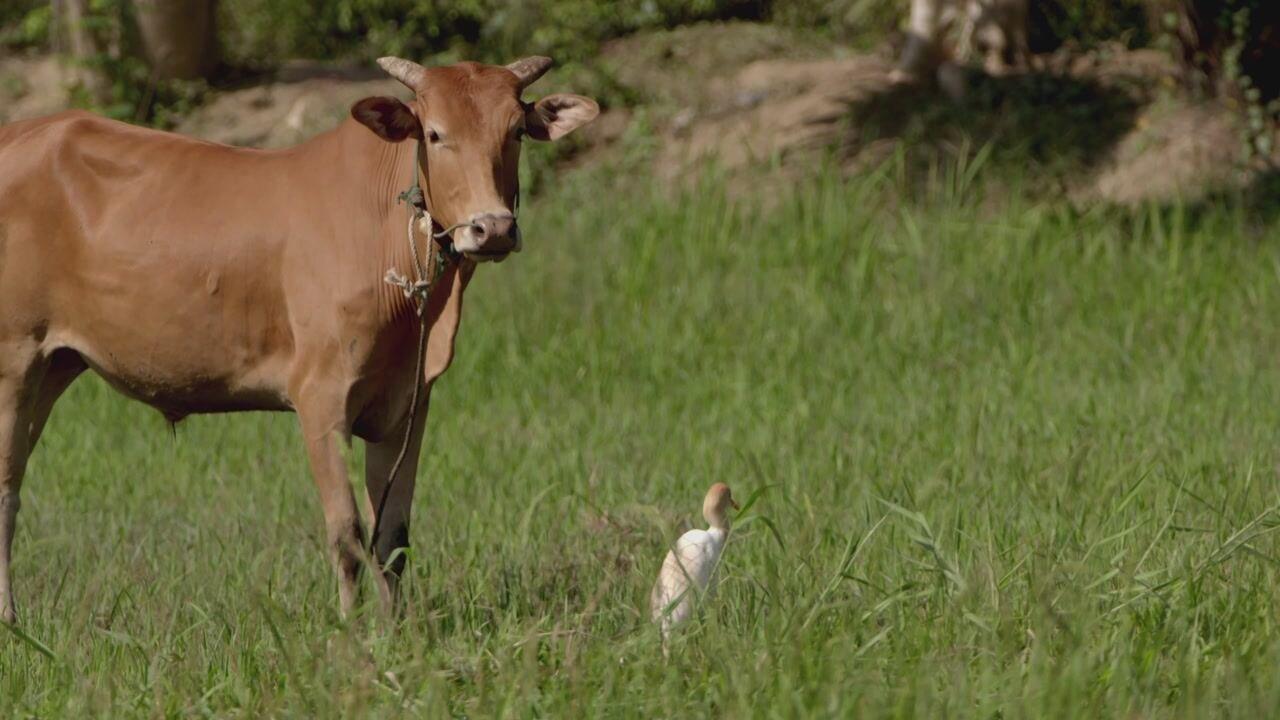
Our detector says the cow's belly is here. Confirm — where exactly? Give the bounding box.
[35,199,302,416]
[54,325,294,420]
[46,276,296,421]
[91,361,292,421]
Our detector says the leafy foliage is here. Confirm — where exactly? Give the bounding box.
[1154,1,1280,155]
[1029,0,1154,51]
[218,0,769,67]
[55,0,207,125]
[769,0,903,47]
[3,0,1277,137]
[0,1,50,49]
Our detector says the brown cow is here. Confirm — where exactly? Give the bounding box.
[0,56,598,622]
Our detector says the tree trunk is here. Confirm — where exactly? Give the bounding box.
[131,0,219,80]
[55,0,112,103]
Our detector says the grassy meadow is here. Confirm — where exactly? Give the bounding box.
[4,152,1280,717]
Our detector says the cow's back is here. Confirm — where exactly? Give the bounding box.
[0,112,301,415]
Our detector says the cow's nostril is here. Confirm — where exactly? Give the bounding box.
[471,214,516,248]
[493,216,515,240]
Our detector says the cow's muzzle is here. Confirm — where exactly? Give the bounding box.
[454,212,521,262]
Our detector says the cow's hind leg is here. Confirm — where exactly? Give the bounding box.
[0,357,37,624]
[0,400,31,624]
[1,351,84,623]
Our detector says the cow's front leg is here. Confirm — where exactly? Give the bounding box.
[364,391,429,613]
[0,377,33,625]
[295,397,366,617]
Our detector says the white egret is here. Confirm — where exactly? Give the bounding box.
[650,483,739,644]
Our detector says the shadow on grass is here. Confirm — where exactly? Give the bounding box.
[1185,166,1280,231]
[1234,166,1280,225]
[843,68,1144,180]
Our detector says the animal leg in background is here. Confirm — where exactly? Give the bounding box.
[894,0,951,83]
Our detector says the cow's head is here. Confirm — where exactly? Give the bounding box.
[351,57,598,262]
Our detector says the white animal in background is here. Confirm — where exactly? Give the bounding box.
[650,483,739,645]
[959,0,1030,75]
[892,0,1030,95]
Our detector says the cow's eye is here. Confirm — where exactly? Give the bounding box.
[426,129,441,144]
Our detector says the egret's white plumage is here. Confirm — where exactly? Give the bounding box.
[650,483,738,643]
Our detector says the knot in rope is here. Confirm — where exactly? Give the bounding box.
[383,269,432,307]
[383,205,446,317]
[386,142,451,318]
[397,186,427,216]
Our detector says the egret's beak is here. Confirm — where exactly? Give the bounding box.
[731,499,740,511]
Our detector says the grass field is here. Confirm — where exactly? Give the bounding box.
[4,153,1280,718]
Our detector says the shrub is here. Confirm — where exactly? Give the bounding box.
[217,0,768,68]
[1029,0,1153,52]
[769,0,900,47]
[0,1,51,50]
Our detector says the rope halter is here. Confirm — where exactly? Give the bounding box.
[382,142,461,315]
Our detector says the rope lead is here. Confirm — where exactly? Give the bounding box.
[370,139,515,562]
[371,142,446,555]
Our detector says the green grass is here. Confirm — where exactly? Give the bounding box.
[5,154,1280,718]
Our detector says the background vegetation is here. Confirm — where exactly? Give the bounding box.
[2,1,1277,126]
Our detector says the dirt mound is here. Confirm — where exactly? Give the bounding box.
[176,62,400,147]
[0,55,72,124]
[655,55,895,179]
[601,21,831,112]
[604,31,1259,206]
[597,22,893,179]
[2,25,1266,207]
[1079,101,1246,206]
[0,55,401,149]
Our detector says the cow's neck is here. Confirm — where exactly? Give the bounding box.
[301,119,474,389]
[307,119,457,316]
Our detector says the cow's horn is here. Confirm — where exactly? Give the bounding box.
[506,56,553,90]
[377,56,427,91]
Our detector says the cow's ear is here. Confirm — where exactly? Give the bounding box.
[351,96,422,142]
[525,94,599,142]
